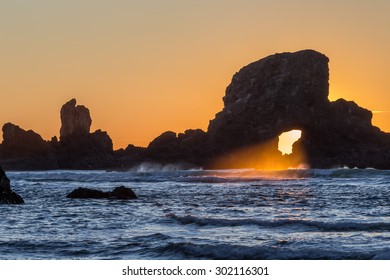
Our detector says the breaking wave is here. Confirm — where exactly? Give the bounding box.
[155,242,377,260]
[166,214,390,232]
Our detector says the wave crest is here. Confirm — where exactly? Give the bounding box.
[166,214,390,232]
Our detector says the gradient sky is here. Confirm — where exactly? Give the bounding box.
[1,0,389,149]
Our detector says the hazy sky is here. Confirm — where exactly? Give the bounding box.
[1,0,389,148]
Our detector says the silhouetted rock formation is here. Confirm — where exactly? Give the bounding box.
[57,99,115,169]
[0,99,115,170]
[0,166,24,204]
[1,50,389,170]
[208,50,329,153]
[60,98,91,138]
[206,50,390,168]
[0,123,58,170]
[67,186,137,199]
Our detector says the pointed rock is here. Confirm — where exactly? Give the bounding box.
[60,98,92,139]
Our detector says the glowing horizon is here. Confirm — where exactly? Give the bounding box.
[1,1,389,150]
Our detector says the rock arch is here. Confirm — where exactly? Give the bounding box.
[206,50,390,169]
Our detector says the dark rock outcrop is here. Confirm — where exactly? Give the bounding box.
[1,50,389,170]
[0,166,24,204]
[206,50,390,168]
[0,123,58,170]
[0,99,115,170]
[57,99,115,169]
[208,50,329,154]
[67,186,137,199]
[60,98,92,138]
[112,50,390,169]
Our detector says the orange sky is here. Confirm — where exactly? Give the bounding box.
[1,0,389,149]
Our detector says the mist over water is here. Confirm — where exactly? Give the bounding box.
[1,168,390,260]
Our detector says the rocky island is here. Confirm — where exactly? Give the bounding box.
[206,50,390,169]
[0,50,389,170]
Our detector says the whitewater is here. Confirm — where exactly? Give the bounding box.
[1,167,390,259]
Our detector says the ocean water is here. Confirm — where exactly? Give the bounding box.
[1,166,390,260]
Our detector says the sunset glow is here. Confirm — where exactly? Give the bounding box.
[210,136,308,171]
[1,1,389,149]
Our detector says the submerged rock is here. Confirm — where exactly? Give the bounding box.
[67,186,137,199]
[0,166,24,204]
[110,186,137,199]
[66,187,108,199]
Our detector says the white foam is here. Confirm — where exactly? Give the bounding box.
[129,162,200,172]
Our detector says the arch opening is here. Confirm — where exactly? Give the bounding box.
[278,130,302,155]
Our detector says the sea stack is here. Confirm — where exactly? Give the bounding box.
[206,50,390,169]
[60,98,92,138]
[56,98,114,169]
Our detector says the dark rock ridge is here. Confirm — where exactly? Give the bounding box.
[0,50,389,169]
[146,129,208,164]
[0,99,114,170]
[57,128,114,169]
[114,129,208,168]
[0,123,58,170]
[67,186,137,199]
[0,166,24,204]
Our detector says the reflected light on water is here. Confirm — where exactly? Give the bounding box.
[203,169,311,180]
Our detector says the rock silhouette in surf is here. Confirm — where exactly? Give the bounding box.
[0,166,24,204]
[67,186,137,199]
[0,50,389,170]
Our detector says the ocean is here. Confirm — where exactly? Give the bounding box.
[1,166,390,260]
